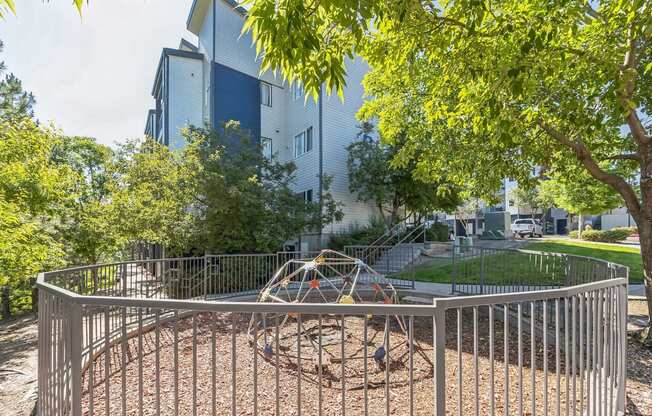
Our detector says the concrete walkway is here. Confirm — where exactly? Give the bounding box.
[410,280,646,298]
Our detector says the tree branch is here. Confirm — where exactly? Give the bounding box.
[537,120,641,214]
[602,153,641,162]
[619,27,650,144]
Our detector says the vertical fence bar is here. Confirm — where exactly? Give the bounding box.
[615,284,627,413]
[70,302,83,416]
[433,304,446,416]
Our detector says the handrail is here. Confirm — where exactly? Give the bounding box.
[36,272,627,313]
[358,221,427,265]
[36,248,629,416]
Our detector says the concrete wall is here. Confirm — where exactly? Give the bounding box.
[601,214,636,230]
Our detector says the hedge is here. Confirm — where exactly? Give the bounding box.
[569,227,635,243]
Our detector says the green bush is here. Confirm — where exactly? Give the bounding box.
[569,230,578,239]
[580,228,630,243]
[612,226,637,236]
[426,222,450,242]
[328,217,387,250]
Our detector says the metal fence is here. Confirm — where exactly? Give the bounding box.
[451,246,628,295]
[37,249,628,416]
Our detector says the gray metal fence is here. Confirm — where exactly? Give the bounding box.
[37,250,628,416]
[451,246,628,295]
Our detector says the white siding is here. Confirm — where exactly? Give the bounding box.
[197,2,214,125]
[322,57,381,232]
[281,87,320,198]
[260,83,286,161]
[167,55,204,150]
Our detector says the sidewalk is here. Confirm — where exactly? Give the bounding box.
[410,280,646,298]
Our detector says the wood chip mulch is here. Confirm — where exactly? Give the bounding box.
[81,304,651,416]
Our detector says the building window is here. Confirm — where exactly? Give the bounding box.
[299,189,313,203]
[294,127,313,158]
[306,126,313,152]
[260,82,272,107]
[292,83,303,101]
[261,137,272,159]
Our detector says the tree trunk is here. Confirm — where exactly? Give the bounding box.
[635,218,652,347]
[577,213,583,239]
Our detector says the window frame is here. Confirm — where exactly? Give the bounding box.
[293,126,314,158]
[292,84,303,101]
[294,131,305,158]
[260,82,272,107]
[261,137,272,159]
[298,189,313,203]
[306,126,313,153]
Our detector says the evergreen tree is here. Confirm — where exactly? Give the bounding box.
[0,40,35,120]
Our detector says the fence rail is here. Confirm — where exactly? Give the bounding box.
[36,248,628,416]
[451,246,628,295]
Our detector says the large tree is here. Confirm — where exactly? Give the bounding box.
[51,136,118,264]
[244,0,652,343]
[184,123,342,253]
[347,122,461,226]
[0,118,70,313]
[540,171,623,238]
[0,41,35,121]
[111,137,198,257]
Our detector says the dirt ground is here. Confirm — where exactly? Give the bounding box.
[0,313,38,416]
[1,301,650,416]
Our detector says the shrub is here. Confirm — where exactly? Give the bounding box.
[612,226,637,236]
[328,217,387,250]
[580,228,630,243]
[426,222,450,242]
[569,230,578,239]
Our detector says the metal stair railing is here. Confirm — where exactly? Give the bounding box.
[359,220,428,267]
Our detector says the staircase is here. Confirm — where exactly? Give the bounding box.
[345,220,430,279]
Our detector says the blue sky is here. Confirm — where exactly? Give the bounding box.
[0,0,194,147]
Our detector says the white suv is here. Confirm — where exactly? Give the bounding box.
[511,219,543,238]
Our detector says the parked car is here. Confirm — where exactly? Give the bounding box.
[511,218,543,238]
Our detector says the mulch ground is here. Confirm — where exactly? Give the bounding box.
[0,314,38,416]
[82,305,638,416]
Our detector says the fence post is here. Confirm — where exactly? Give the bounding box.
[1,286,10,318]
[615,282,628,413]
[411,246,415,289]
[122,263,128,297]
[69,302,83,416]
[31,278,38,312]
[203,254,209,299]
[451,246,457,294]
[479,249,485,295]
[433,303,446,415]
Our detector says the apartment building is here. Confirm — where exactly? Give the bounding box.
[144,0,379,249]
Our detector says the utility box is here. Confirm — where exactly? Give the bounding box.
[481,212,512,240]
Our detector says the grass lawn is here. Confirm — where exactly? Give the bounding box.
[525,239,643,284]
[395,239,643,284]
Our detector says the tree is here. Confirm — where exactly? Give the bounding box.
[51,136,119,265]
[0,118,70,313]
[347,122,461,227]
[0,41,35,121]
[244,0,652,345]
[184,123,342,253]
[111,137,197,257]
[509,181,557,230]
[541,172,623,238]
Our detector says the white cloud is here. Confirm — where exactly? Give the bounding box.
[0,0,194,147]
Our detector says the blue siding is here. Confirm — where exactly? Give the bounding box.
[211,62,261,148]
